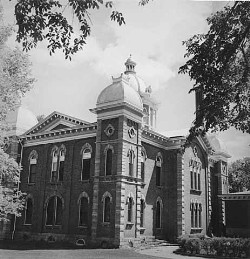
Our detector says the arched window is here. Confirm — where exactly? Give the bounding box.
[127,197,133,222]
[156,197,163,229]
[105,149,113,176]
[58,149,65,181]
[24,198,33,225]
[141,148,147,182]
[28,150,38,183]
[46,196,63,226]
[51,148,58,182]
[128,149,134,177]
[190,201,202,229]
[102,192,112,223]
[81,145,92,180]
[140,197,145,227]
[156,154,162,187]
[78,195,89,227]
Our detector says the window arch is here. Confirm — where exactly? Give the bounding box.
[46,196,63,226]
[78,192,89,227]
[58,145,66,182]
[81,143,92,180]
[128,148,135,177]
[155,153,163,187]
[24,195,33,225]
[28,150,38,183]
[102,192,112,223]
[141,147,147,182]
[156,197,163,229]
[104,145,113,176]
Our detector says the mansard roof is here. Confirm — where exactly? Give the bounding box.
[24,111,90,135]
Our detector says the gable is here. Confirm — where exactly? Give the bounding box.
[24,111,90,135]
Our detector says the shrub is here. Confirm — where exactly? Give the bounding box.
[178,236,250,258]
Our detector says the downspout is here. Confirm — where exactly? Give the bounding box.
[11,137,24,240]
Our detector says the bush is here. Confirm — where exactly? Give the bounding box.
[178,236,250,258]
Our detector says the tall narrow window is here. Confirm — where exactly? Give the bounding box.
[105,149,112,176]
[191,203,194,228]
[28,150,38,183]
[156,199,162,229]
[103,196,111,223]
[79,197,89,226]
[58,149,65,181]
[51,150,58,182]
[141,150,146,182]
[127,197,133,223]
[46,196,63,226]
[128,150,134,177]
[29,157,37,183]
[194,203,198,228]
[198,204,202,228]
[82,148,91,180]
[190,171,193,189]
[140,199,145,227]
[24,198,33,225]
[156,156,162,187]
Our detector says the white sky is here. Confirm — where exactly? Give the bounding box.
[2,0,250,162]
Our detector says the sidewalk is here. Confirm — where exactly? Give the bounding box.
[137,245,204,259]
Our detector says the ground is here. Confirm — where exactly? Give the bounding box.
[0,246,204,259]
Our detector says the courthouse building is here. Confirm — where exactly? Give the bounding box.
[4,57,230,246]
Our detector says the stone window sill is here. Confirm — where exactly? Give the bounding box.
[190,189,202,195]
[45,225,62,229]
[78,225,88,229]
[23,223,32,226]
[27,183,35,186]
[191,228,203,234]
[101,222,110,226]
[126,222,134,226]
[80,179,90,183]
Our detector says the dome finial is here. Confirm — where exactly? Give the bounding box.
[124,55,136,74]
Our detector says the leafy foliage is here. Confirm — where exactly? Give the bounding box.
[179,2,250,138]
[12,0,126,60]
[0,4,34,221]
[228,157,250,193]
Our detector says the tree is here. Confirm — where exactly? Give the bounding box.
[0,3,35,221]
[179,2,250,139]
[9,0,149,60]
[228,157,250,193]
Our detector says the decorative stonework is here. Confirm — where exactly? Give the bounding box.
[128,126,136,138]
[104,124,115,137]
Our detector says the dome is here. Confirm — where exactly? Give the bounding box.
[126,74,147,94]
[96,74,143,111]
[5,105,38,136]
[124,55,147,94]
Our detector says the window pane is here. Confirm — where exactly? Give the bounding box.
[156,166,161,186]
[29,164,36,183]
[106,149,112,176]
[194,172,197,190]
[25,199,33,224]
[104,197,111,223]
[195,206,198,228]
[79,197,88,226]
[58,161,64,181]
[82,159,90,180]
[141,162,145,182]
[198,174,201,190]
[199,209,202,228]
[55,197,62,225]
[140,200,144,227]
[191,206,194,228]
[46,197,55,225]
[156,201,161,228]
[190,171,193,189]
[128,198,133,222]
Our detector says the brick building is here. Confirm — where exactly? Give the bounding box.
[5,57,230,247]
